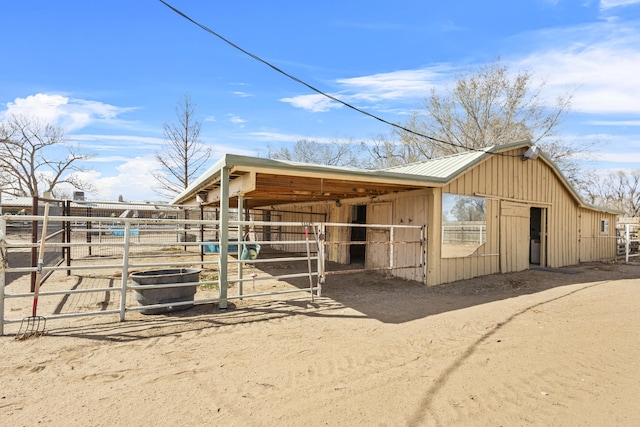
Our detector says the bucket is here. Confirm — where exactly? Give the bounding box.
[241,243,261,260]
[130,268,200,315]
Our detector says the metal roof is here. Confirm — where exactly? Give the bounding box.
[383,148,489,180]
[0,195,32,207]
[0,194,179,212]
[70,200,179,211]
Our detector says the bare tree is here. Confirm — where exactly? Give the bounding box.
[0,114,93,197]
[364,133,426,168]
[399,62,571,152]
[152,93,211,199]
[450,197,486,221]
[268,138,369,168]
[372,62,587,183]
[583,170,640,216]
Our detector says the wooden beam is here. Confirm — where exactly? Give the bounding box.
[229,171,256,196]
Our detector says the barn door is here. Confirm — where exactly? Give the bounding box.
[366,202,392,270]
[579,212,593,262]
[500,201,530,273]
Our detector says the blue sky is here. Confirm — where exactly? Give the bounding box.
[1,0,639,201]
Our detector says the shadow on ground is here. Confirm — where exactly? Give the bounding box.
[28,260,640,341]
[261,260,640,324]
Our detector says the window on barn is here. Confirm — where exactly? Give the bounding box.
[600,219,609,233]
[441,193,487,258]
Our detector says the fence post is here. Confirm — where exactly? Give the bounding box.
[237,193,244,298]
[30,196,39,292]
[1,216,6,335]
[318,223,326,297]
[119,221,132,321]
[421,225,428,285]
[65,200,71,276]
[218,166,230,309]
[626,224,631,263]
[389,225,395,271]
[199,204,205,266]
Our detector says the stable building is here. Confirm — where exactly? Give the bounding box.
[172,140,618,286]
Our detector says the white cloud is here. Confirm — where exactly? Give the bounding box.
[282,19,640,119]
[232,91,252,98]
[596,152,640,163]
[600,0,640,10]
[68,134,165,158]
[250,131,332,143]
[513,21,640,115]
[586,120,640,126]
[71,134,164,145]
[336,68,445,101]
[281,67,451,112]
[280,94,341,112]
[250,131,305,142]
[227,114,247,125]
[85,156,160,200]
[2,93,135,131]
[84,155,143,163]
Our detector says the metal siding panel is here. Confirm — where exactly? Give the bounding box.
[501,201,531,273]
[472,165,480,195]
[426,189,442,286]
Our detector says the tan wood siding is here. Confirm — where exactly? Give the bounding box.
[500,201,530,273]
[579,209,618,261]
[390,192,428,282]
[580,211,593,261]
[254,146,615,287]
[365,202,393,270]
[434,146,610,284]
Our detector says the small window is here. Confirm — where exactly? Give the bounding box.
[600,219,609,233]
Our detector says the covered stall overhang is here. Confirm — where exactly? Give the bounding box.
[172,154,442,208]
[170,154,442,310]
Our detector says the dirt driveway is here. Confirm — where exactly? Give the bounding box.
[1,260,639,426]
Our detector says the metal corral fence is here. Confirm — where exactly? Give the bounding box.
[1,196,66,292]
[1,212,424,335]
[617,223,640,262]
[67,203,327,259]
[1,196,329,262]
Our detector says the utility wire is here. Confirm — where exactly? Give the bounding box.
[159,0,521,158]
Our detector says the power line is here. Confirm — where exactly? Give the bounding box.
[158,0,521,158]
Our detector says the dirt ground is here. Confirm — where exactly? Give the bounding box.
[1,259,639,426]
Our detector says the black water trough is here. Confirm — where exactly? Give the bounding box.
[131,268,200,315]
